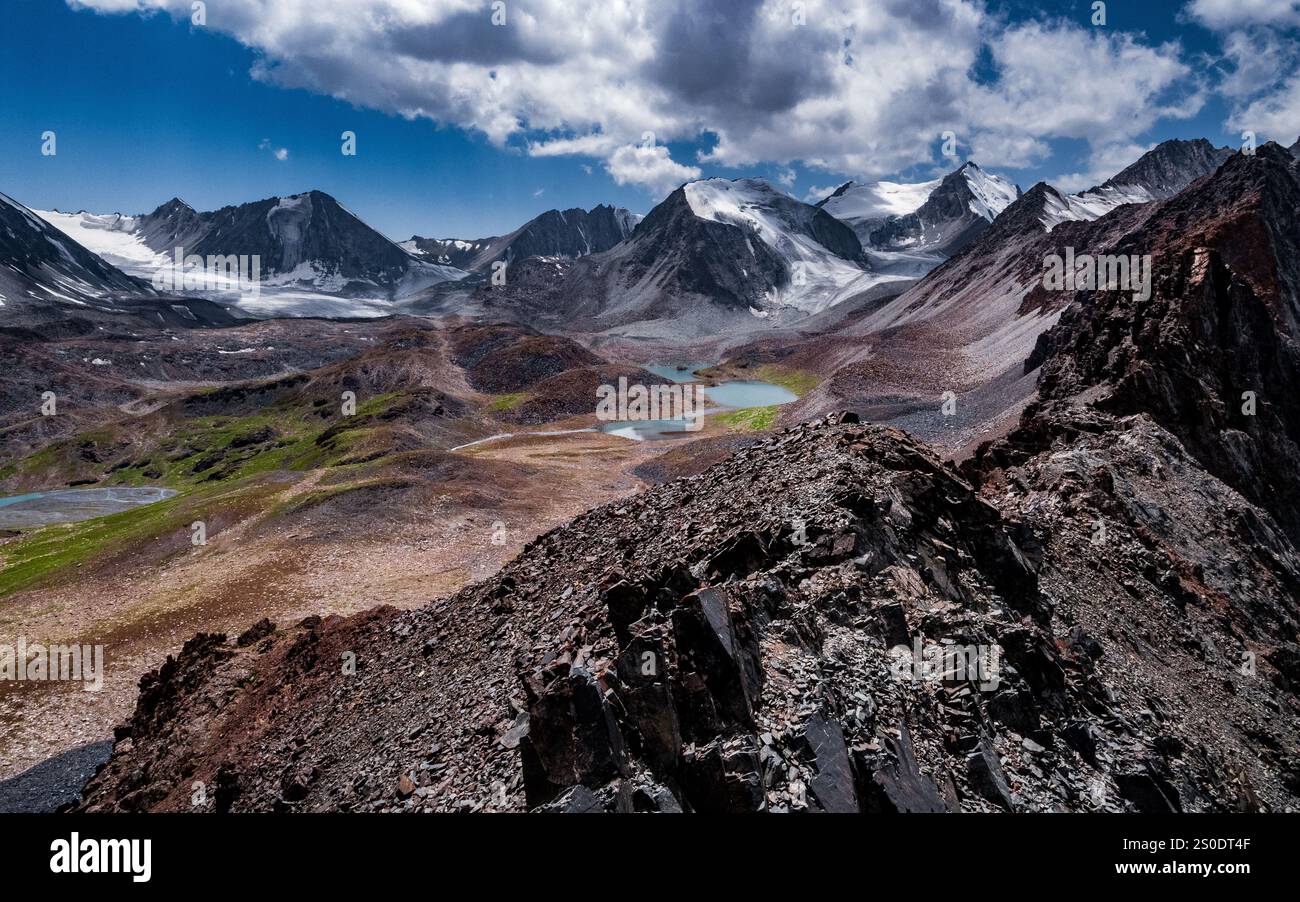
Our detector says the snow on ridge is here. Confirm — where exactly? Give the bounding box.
[1038,181,1157,231]
[683,177,837,251]
[961,165,1019,221]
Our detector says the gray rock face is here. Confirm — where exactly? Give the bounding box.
[1089,137,1233,198]
[188,190,430,295]
[135,197,212,253]
[1024,143,1300,544]
[407,204,639,272]
[966,734,1014,810]
[861,723,949,813]
[616,186,794,309]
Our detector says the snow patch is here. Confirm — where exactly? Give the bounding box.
[820,179,940,221]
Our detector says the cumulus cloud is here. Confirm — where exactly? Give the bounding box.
[1187,0,1300,145]
[605,143,702,196]
[1230,76,1300,140]
[1186,0,1300,30]
[71,0,1216,193]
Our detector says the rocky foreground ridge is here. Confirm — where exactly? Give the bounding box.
[73,408,1300,812]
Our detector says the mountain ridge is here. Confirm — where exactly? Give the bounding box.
[404,203,639,272]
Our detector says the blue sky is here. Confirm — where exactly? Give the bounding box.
[0,0,1295,240]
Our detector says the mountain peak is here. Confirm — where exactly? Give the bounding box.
[1097,138,1233,195]
[147,196,197,217]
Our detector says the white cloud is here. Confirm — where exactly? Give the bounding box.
[967,21,1201,172]
[1186,0,1300,30]
[1051,141,1153,193]
[1186,1,1300,145]
[69,0,1214,192]
[605,143,701,197]
[258,138,289,160]
[1230,75,1300,140]
[803,184,842,204]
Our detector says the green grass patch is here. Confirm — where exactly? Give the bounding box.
[0,478,277,598]
[5,392,416,493]
[488,392,530,412]
[0,389,428,596]
[715,405,779,432]
[695,363,821,397]
[750,365,821,396]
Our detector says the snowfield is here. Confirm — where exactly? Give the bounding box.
[819,178,941,221]
[35,209,170,279]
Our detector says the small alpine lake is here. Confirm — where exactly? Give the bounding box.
[0,487,178,529]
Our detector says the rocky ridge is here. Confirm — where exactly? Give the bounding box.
[73,410,1300,812]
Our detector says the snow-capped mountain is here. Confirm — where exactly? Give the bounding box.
[36,191,465,315]
[0,191,149,310]
[630,176,892,316]
[34,209,172,282]
[404,204,640,272]
[817,163,1019,260]
[684,178,864,262]
[478,176,902,336]
[1039,138,1233,230]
